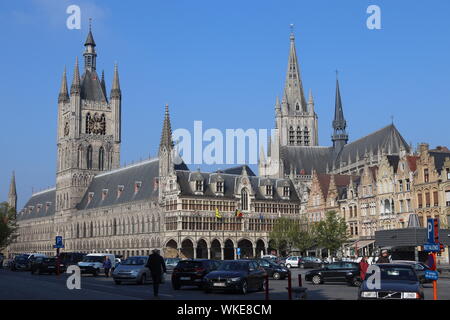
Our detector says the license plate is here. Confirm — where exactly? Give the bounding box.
[48,266,55,268]
[213,282,226,287]
[180,277,190,280]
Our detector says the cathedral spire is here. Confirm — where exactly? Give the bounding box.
[70,57,81,95]
[283,25,307,113]
[110,63,121,99]
[8,171,17,210]
[83,19,97,71]
[160,104,174,150]
[332,74,348,150]
[58,67,69,103]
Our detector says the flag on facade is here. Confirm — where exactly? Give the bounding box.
[235,209,243,218]
[215,208,222,219]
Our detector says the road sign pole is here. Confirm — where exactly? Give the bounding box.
[433,252,438,300]
[56,247,60,276]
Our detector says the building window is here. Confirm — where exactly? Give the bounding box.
[418,193,423,208]
[424,169,429,183]
[98,147,105,171]
[447,168,450,180]
[283,186,290,197]
[289,127,295,145]
[433,191,439,207]
[304,127,310,146]
[406,179,410,191]
[425,193,431,208]
[398,180,403,192]
[77,146,83,169]
[265,185,273,196]
[86,145,93,170]
[216,181,223,193]
[446,191,450,207]
[241,188,249,211]
[296,126,302,145]
[86,113,91,134]
[195,180,203,192]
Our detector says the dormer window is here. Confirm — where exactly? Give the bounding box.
[447,168,450,180]
[134,181,142,193]
[265,185,273,196]
[216,181,224,193]
[424,169,429,183]
[102,189,108,201]
[45,202,52,212]
[36,204,42,213]
[117,185,124,198]
[283,186,290,197]
[195,180,203,192]
[88,192,94,204]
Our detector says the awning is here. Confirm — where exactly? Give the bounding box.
[346,240,375,249]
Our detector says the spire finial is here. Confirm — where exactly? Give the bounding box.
[89,18,92,31]
[289,24,295,40]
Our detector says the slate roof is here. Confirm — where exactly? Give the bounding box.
[176,170,300,202]
[216,165,256,176]
[280,124,410,175]
[429,151,450,174]
[17,189,56,221]
[81,70,107,102]
[387,155,400,173]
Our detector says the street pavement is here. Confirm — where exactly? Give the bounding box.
[1,268,449,300]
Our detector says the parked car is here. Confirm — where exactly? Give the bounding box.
[300,256,325,269]
[261,255,278,261]
[203,260,266,294]
[10,255,30,271]
[172,259,221,290]
[165,258,181,273]
[112,256,154,285]
[25,254,48,270]
[275,258,286,267]
[391,260,433,284]
[255,258,289,280]
[358,263,424,300]
[78,253,116,276]
[59,252,86,266]
[285,256,302,268]
[31,257,66,275]
[305,262,360,286]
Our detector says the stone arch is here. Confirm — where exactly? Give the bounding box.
[196,239,208,259]
[181,238,194,259]
[238,238,254,258]
[164,239,178,258]
[255,239,266,258]
[224,239,235,260]
[210,239,222,260]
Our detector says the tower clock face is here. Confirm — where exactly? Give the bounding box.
[88,114,106,134]
[64,122,69,136]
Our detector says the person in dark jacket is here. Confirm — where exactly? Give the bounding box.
[146,249,167,298]
[103,256,112,277]
[377,250,390,264]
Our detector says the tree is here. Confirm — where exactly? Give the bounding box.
[270,216,316,256]
[0,202,18,250]
[315,210,348,256]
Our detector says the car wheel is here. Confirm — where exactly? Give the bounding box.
[172,282,181,290]
[312,275,322,285]
[273,272,281,280]
[352,278,361,287]
[286,264,292,269]
[279,263,285,267]
[114,280,121,285]
[240,280,248,295]
[139,274,146,285]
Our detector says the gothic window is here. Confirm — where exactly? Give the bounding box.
[86,145,93,170]
[86,113,91,134]
[296,126,302,145]
[101,114,106,135]
[289,126,295,145]
[241,188,249,211]
[90,222,93,238]
[77,145,83,169]
[296,102,300,111]
[304,127,310,146]
[98,147,105,171]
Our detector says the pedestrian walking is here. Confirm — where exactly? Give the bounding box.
[103,256,112,277]
[359,256,369,280]
[377,250,390,264]
[146,249,167,298]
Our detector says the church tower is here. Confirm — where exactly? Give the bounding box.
[158,105,175,201]
[8,171,17,211]
[55,26,121,219]
[276,28,318,147]
[331,77,348,154]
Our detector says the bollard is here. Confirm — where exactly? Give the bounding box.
[298,273,302,287]
[287,271,292,300]
[265,273,269,301]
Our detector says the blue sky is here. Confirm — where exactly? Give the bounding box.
[1,0,450,208]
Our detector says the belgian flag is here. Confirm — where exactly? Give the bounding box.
[235,209,243,218]
[215,208,222,219]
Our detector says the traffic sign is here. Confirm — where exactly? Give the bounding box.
[424,243,440,252]
[425,270,439,281]
[54,236,64,249]
[427,218,435,244]
[236,248,241,256]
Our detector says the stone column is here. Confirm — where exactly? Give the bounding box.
[221,247,224,260]
[252,246,256,258]
[193,246,197,259]
[207,246,211,259]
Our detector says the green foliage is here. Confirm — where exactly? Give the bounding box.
[269,216,316,255]
[0,202,18,250]
[314,210,348,254]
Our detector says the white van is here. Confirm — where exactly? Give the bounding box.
[78,253,116,276]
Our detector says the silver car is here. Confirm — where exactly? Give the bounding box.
[112,256,165,285]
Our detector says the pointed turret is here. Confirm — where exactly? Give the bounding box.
[100,70,107,100]
[160,104,174,150]
[58,67,69,103]
[110,63,121,100]
[70,57,81,95]
[8,171,17,210]
[332,75,348,151]
[83,21,97,71]
[283,27,307,113]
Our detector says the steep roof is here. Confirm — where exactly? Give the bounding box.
[429,151,450,174]
[81,69,107,102]
[280,146,332,175]
[406,156,419,172]
[17,189,56,221]
[217,165,256,176]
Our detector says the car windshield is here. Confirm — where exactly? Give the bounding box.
[218,262,248,271]
[16,257,27,262]
[121,257,146,265]
[177,261,203,268]
[82,256,104,263]
[380,266,418,282]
